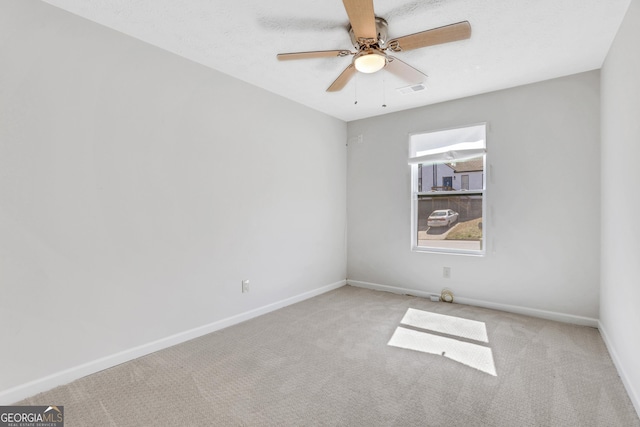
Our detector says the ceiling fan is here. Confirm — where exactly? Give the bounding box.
[277,0,471,92]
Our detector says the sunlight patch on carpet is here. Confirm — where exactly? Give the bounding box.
[400,308,489,343]
[388,309,497,376]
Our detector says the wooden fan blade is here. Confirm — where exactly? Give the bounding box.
[387,21,471,52]
[342,0,377,41]
[385,56,427,83]
[327,64,356,92]
[277,50,351,61]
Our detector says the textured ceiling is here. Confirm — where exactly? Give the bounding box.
[41,0,631,122]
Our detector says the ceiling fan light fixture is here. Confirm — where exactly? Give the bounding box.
[353,49,387,73]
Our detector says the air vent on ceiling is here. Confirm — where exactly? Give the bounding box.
[396,83,426,95]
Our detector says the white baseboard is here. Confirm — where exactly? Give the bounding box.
[346,280,599,327]
[0,280,346,405]
[598,321,640,418]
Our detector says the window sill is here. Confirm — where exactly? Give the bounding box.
[412,245,486,257]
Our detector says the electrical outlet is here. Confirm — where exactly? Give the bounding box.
[443,267,451,279]
[242,280,250,293]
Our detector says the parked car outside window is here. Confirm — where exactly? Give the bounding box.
[427,209,459,228]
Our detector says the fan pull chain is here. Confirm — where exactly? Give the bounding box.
[382,75,387,108]
[354,73,358,105]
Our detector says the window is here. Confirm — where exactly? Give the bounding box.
[461,175,469,190]
[409,124,486,255]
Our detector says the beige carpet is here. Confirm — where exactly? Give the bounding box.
[18,285,640,426]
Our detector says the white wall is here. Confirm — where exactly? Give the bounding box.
[347,71,601,321]
[0,1,346,399]
[600,0,640,414]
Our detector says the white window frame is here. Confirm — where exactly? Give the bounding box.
[409,123,487,256]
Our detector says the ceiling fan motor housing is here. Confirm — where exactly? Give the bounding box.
[349,17,388,49]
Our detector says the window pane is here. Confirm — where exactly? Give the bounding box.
[418,156,484,192]
[417,194,483,251]
[409,124,486,160]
